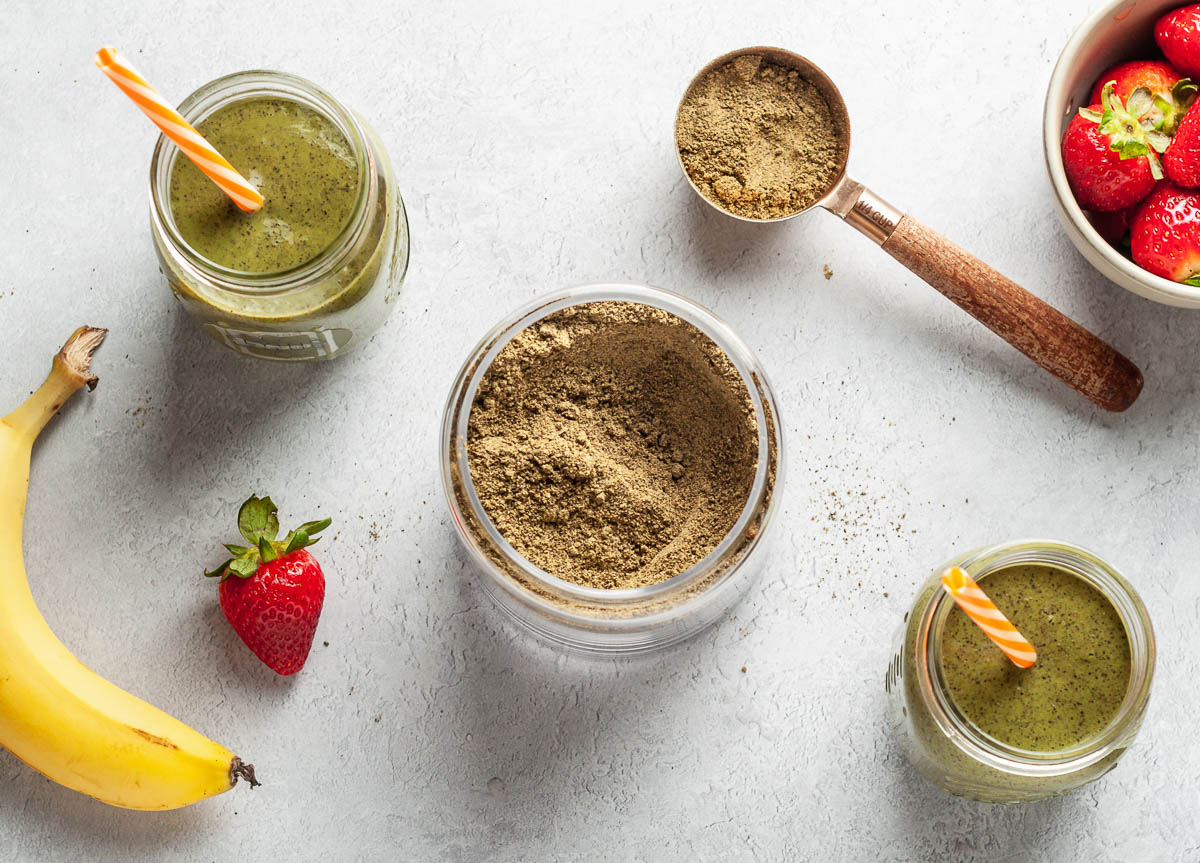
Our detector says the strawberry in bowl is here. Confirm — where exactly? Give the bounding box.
[1063,82,1169,212]
[1088,59,1195,134]
[1131,183,1200,283]
[1087,206,1137,245]
[1157,4,1200,76]
[1164,98,1200,186]
[205,495,331,676]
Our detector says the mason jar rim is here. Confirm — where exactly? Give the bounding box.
[915,539,1155,777]
[440,283,783,626]
[148,69,374,295]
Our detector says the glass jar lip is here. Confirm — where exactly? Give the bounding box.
[918,539,1156,775]
[147,69,373,292]
[440,282,783,614]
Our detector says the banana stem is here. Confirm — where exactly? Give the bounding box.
[231,757,260,788]
[2,328,107,441]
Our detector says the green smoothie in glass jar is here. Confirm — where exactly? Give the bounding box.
[941,564,1131,753]
[150,71,409,362]
[886,541,1154,803]
[169,98,359,274]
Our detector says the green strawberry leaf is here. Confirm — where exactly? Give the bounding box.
[1174,78,1198,109]
[1100,80,1119,113]
[224,543,249,556]
[258,535,279,564]
[297,518,332,536]
[1153,95,1178,132]
[229,556,259,578]
[1147,150,1165,180]
[1150,81,1198,135]
[283,529,309,556]
[281,518,331,555]
[1125,86,1153,118]
[204,559,233,579]
[1078,107,1104,123]
[238,495,279,545]
[1114,139,1149,159]
[1186,275,1200,287]
[1146,130,1172,153]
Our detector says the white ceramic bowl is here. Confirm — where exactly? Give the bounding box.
[1044,0,1200,307]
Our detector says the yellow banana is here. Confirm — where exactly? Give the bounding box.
[0,327,257,810]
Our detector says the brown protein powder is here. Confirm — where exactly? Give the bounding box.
[465,301,759,590]
[676,53,845,220]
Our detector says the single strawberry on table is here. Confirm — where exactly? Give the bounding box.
[205,495,331,675]
[1157,4,1200,78]
[1130,182,1200,283]
[1089,59,1195,135]
[1062,82,1169,211]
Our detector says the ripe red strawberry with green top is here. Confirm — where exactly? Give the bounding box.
[1063,83,1169,211]
[1157,5,1200,78]
[1130,182,1200,283]
[1164,103,1200,187]
[1089,60,1195,134]
[205,495,331,676]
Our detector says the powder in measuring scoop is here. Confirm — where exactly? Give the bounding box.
[466,301,758,590]
[676,54,845,220]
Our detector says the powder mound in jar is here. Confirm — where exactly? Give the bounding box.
[676,53,845,220]
[466,301,759,590]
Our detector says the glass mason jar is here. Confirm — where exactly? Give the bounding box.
[149,70,409,361]
[886,540,1155,803]
[440,284,784,653]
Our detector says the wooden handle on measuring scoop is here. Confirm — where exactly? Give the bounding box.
[881,215,1143,412]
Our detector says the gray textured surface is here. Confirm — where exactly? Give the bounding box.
[1,1,1197,860]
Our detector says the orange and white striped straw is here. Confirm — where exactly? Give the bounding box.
[941,566,1037,669]
[94,46,263,213]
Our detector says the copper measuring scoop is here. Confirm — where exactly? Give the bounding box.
[676,47,1143,412]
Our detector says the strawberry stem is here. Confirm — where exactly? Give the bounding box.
[205,496,331,581]
[1081,82,1168,180]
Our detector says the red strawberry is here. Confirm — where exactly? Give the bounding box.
[1089,60,1195,134]
[1087,206,1135,245]
[1062,83,1168,211]
[1165,103,1200,187]
[1130,182,1200,283]
[1157,5,1200,77]
[205,495,331,675]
